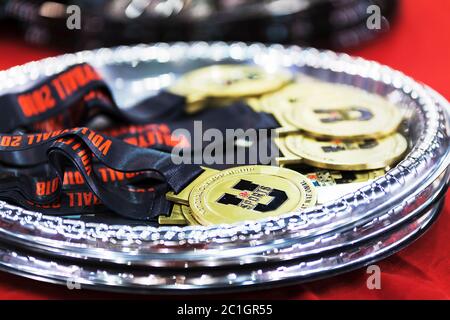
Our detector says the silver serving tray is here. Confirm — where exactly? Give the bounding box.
[0,42,448,293]
[0,194,444,294]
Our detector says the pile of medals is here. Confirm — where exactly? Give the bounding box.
[0,62,406,227]
[159,64,406,226]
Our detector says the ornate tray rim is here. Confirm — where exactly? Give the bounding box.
[0,194,444,293]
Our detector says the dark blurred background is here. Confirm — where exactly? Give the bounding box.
[0,0,398,50]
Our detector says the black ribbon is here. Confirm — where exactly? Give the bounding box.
[0,63,278,220]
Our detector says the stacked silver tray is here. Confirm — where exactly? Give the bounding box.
[0,42,448,294]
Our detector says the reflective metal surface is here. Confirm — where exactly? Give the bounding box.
[0,42,448,292]
[0,195,444,294]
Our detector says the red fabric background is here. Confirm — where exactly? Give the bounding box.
[0,0,448,299]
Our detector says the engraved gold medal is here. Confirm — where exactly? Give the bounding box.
[276,133,408,171]
[259,82,403,139]
[169,65,292,108]
[186,166,317,225]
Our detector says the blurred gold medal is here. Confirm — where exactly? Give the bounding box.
[259,82,403,139]
[169,64,292,111]
[276,133,408,171]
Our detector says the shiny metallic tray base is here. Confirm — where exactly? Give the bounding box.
[0,195,444,294]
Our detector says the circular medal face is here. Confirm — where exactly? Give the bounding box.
[284,133,408,171]
[260,82,403,139]
[174,65,292,99]
[188,166,317,225]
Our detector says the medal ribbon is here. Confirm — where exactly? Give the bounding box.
[0,63,278,220]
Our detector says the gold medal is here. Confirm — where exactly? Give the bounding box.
[189,166,316,225]
[169,65,292,110]
[259,82,403,139]
[167,166,317,225]
[276,133,408,171]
